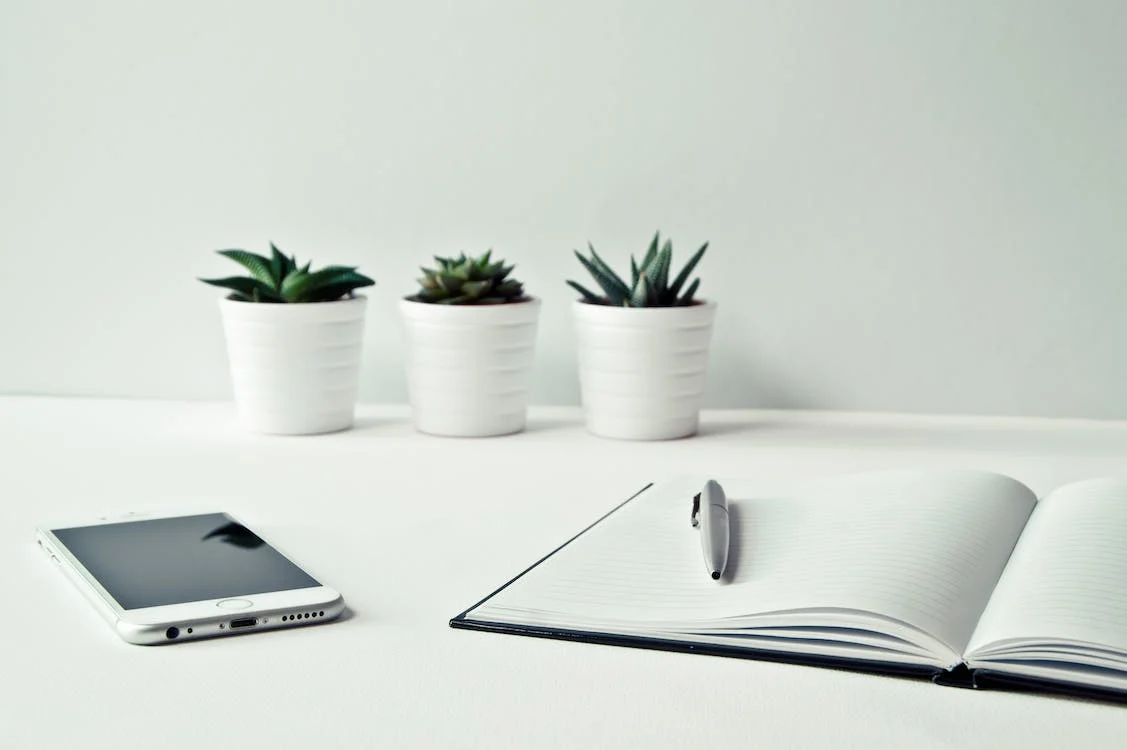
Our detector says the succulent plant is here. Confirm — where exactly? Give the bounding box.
[200,244,374,303]
[567,231,707,307]
[409,251,527,304]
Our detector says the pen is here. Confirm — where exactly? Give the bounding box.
[691,479,729,580]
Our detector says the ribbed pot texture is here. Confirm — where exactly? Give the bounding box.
[219,296,367,435]
[400,298,540,437]
[572,300,716,440]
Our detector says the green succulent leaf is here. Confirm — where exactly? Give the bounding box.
[201,245,374,303]
[668,242,708,299]
[436,273,458,293]
[641,231,660,272]
[654,240,673,295]
[303,278,373,302]
[216,250,275,288]
[279,270,312,301]
[494,280,523,297]
[630,273,652,307]
[568,231,709,307]
[411,251,527,305]
[414,288,447,303]
[199,275,285,302]
[587,244,632,299]
[450,260,472,280]
[567,279,603,303]
[269,244,287,286]
[678,277,701,305]
[574,250,627,305]
[286,267,372,302]
[639,240,664,282]
[461,280,492,298]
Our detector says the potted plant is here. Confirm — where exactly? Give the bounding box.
[400,251,540,437]
[567,231,713,440]
[200,244,374,435]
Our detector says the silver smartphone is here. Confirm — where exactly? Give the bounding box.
[37,510,345,645]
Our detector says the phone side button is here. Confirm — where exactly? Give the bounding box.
[216,599,253,610]
[50,555,59,564]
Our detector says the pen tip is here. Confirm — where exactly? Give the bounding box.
[711,571,721,580]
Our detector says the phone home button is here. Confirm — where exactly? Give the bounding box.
[216,598,253,610]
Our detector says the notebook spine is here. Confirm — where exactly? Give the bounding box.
[453,617,943,682]
[931,663,977,689]
[972,669,1127,704]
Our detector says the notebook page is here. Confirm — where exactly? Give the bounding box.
[471,470,1035,657]
[966,478,1127,658]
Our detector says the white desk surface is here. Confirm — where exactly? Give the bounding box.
[4,397,1127,748]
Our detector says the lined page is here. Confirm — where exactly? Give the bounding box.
[471,470,1035,656]
[967,478,1127,657]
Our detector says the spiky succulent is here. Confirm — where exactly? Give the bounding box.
[410,251,527,304]
[200,244,374,303]
[567,231,707,307]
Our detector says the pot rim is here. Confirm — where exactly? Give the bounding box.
[219,293,367,308]
[399,295,542,321]
[400,295,540,306]
[571,298,714,310]
[571,298,716,318]
[218,293,368,322]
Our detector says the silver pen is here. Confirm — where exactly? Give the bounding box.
[691,479,730,580]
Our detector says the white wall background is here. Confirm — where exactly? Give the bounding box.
[2,0,1125,418]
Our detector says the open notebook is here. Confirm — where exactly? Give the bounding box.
[451,471,1127,702]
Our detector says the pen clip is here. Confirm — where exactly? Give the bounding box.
[691,493,701,528]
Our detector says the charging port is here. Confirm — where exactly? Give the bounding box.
[230,617,258,629]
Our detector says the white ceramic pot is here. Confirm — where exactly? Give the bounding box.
[573,300,716,440]
[400,298,541,437]
[219,296,367,435]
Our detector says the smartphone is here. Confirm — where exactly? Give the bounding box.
[36,510,345,645]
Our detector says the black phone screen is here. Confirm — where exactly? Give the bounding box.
[52,513,320,609]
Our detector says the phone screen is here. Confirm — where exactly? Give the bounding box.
[51,513,320,609]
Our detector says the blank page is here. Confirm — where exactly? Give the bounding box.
[470,470,1035,660]
[967,478,1127,657]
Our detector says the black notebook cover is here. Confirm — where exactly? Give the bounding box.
[449,481,1125,704]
